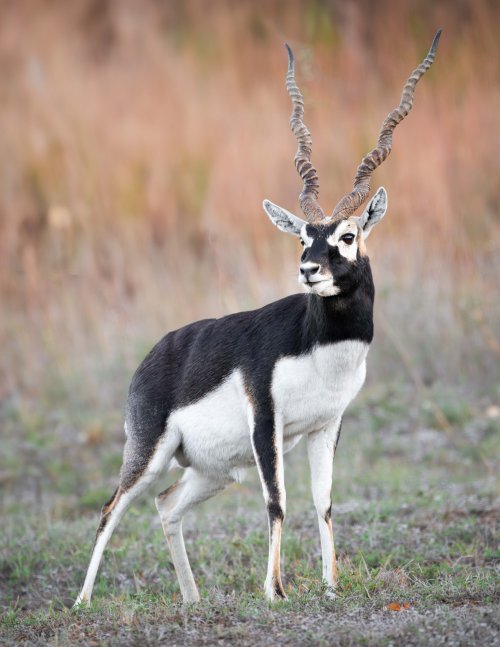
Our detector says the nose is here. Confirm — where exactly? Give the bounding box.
[300,263,321,281]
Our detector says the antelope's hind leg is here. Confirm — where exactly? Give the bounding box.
[155,468,228,603]
[74,431,178,608]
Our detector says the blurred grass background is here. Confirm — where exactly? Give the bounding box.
[0,0,499,512]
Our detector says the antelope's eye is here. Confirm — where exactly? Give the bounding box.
[340,233,355,245]
[299,239,305,247]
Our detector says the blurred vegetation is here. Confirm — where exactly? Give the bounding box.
[1,0,499,396]
[0,1,499,505]
[0,4,498,642]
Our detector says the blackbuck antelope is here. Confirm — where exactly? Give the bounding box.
[75,31,441,606]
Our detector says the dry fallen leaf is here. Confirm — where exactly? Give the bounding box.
[387,602,411,611]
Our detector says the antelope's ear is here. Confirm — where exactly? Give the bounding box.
[358,187,388,239]
[262,200,306,237]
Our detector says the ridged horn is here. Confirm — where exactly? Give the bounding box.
[285,43,326,223]
[331,29,442,220]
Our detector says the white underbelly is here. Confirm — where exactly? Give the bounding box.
[167,340,369,477]
[168,370,254,476]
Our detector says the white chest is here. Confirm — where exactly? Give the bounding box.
[271,340,369,436]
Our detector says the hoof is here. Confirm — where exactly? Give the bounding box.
[182,596,200,606]
[265,579,287,602]
[72,594,90,609]
[181,590,201,605]
[324,586,337,600]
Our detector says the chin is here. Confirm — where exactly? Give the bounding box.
[302,281,340,297]
[314,284,340,297]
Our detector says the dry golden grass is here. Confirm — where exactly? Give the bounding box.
[1,0,499,399]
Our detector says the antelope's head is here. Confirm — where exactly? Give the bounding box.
[263,33,441,298]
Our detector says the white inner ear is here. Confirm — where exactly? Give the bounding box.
[359,186,388,239]
[262,200,306,236]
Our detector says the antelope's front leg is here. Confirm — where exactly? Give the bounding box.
[250,407,286,601]
[307,419,342,592]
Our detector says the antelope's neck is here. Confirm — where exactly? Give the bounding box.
[304,274,375,347]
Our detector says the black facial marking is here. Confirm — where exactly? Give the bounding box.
[300,220,369,296]
[305,223,320,239]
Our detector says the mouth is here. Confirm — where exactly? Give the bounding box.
[299,275,330,286]
[305,277,328,283]
[304,279,329,288]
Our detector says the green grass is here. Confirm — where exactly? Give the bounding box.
[0,382,498,646]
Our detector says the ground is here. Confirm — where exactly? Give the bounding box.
[1,381,498,646]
